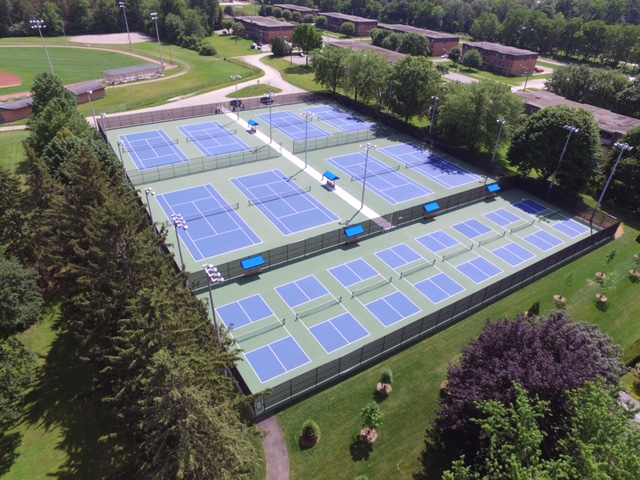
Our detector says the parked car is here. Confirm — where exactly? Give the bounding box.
[230,99,243,108]
[260,96,275,105]
[534,67,544,73]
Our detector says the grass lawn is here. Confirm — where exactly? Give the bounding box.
[204,34,265,58]
[262,56,323,92]
[0,130,28,173]
[227,85,282,99]
[278,215,640,480]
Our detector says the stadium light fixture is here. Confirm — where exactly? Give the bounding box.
[150,12,164,67]
[359,143,377,210]
[268,93,276,143]
[231,75,242,119]
[144,187,156,235]
[119,2,132,51]
[547,125,579,199]
[429,96,439,137]
[301,112,314,168]
[30,19,54,75]
[203,264,225,343]
[590,142,633,231]
[171,213,188,284]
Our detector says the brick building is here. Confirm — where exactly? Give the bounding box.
[237,16,295,43]
[273,4,319,17]
[461,41,538,77]
[0,97,32,123]
[323,38,406,64]
[377,23,459,56]
[319,12,378,37]
[67,81,106,104]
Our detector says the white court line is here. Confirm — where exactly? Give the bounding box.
[224,111,382,221]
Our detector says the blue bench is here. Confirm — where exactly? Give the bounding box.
[322,170,339,189]
[486,183,501,199]
[344,224,365,244]
[423,201,440,218]
[241,255,265,276]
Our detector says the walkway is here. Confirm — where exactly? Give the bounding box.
[257,413,290,480]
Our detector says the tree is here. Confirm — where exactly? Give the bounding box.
[361,401,383,432]
[605,126,640,213]
[343,49,392,103]
[508,105,603,194]
[434,311,625,464]
[448,46,461,66]
[311,45,350,93]
[0,337,36,424]
[315,15,327,29]
[470,12,501,42]
[461,49,483,70]
[293,23,323,66]
[29,72,76,118]
[340,21,355,37]
[398,32,431,56]
[389,55,441,122]
[303,14,314,23]
[0,256,44,336]
[437,81,524,153]
[231,21,244,36]
[271,36,291,57]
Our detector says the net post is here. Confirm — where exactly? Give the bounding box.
[388,276,392,284]
[351,291,355,299]
[400,271,404,279]
[338,296,342,303]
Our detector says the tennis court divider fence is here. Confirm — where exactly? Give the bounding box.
[477,231,507,247]
[295,296,342,320]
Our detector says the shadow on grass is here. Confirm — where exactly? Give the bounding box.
[413,427,447,480]
[0,430,21,476]
[373,389,388,404]
[21,317,112,479]
[349,434,372,462]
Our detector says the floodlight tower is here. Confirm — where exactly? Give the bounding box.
[30,19,54,75]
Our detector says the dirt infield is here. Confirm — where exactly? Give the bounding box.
[0,72,21,88]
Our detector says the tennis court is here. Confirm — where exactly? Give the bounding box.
[379,144,479,188]
[276,276,330,309]
[492,242,536,266]
[452,219,495,240]
[119,130,187,170]
[309,313,370,354]
[521,229,565,252]
[412,271,465,304]
[329,258,379,288]
[156,184,261,261]
[327,153,433,205]
[303,105,372,132]
[514,199,547,215]
[178,121,250,157]
[455,256,504,284]
[553,219,590,238]
[257,111,330,141]
[484,208,523,227]
[375,244,423,270]
[231,169,339,235]
[245,336,311,383]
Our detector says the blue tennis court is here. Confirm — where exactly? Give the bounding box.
[178,122,250,157]
[514,199,547,215]
[457,257,503,284]
[156,184,261,261]
[376,244,422,269]
[414,272,465,304]
[366,291,421,327]
[245,336,310,383]
[327,153,433,205]
[492,242,536,266]
[553,219,589,238]
[453,219,493,239]
[417,231,461,253]
[484,208,522,227]
[309,313,369,353]
[119,130,187,170]
[276,276,329,308]
[231,170,339,235]
[217,294,274,330]
[379,144,479,188]
[523,230,564,251]
[329,258,378,288]
[257,111,330,141]
[303,105,372,132]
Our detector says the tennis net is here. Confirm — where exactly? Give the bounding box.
[350,165,400,182]
[295,296,342,319]
[179,202,240,223]
[248,185,311,207]
[351,277,392,298]
[120,138,179,153]
[232,318,283,344]
[442,244,474,262]
[399,259,435,279]
[185,128,237,142]
[478,231,506,247]
[510,219,536,234]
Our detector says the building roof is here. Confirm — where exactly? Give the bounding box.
[0,97,33,110]
[273,4,318,12]
[516,91,640,135]
[239,16,295,28]
[323,39,406,64]
[319,12,378,23]
[463,41,538,56]
[378,23,459,40]
[66,80,105,95]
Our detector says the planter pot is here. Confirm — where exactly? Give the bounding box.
[377,383,393,395]
[596,272,607,279]
[596,293,608,302]
[553,295,566,303]
[360,428,378,444]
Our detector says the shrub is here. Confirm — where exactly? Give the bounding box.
[360,401,383,430]
[528,301,540,316]
[340,22,355,37]
[198,43,216,56]
[379,368,393,386]
[271,37,291,57]
[292,11,302,23]
[304,14,315,24]
[301,419,320,441]
[282,9,292,21]
[315,15,327,29]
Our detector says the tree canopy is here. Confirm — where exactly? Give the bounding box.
[388,55,441,122]
[293,23,323,66]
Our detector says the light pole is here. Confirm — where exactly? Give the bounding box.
[144,187,156,235]
[119,2,132,51]
[522,66,530,91]
[117,140,124,163]
[171,213,188,273]
[30,19,54,75]
[487,119,506,184]
[387,79,393,114]
[359,143,376,210]
[547,125,579,199]
[268,92,275,143]
[302,112,313,168]
[203,264,225,344]
[589,142,633,230]
[150,12,164,67]
[100,113,108,138]
[231,74,242,119]
[429,96,439,137]
[86,90,96,127]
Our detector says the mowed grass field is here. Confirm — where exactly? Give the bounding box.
[278,217,640,480]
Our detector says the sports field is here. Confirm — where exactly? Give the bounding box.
[106,99,604,403]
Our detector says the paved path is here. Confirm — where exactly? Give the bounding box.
[620,391,640,422]
[257,413,290,480]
